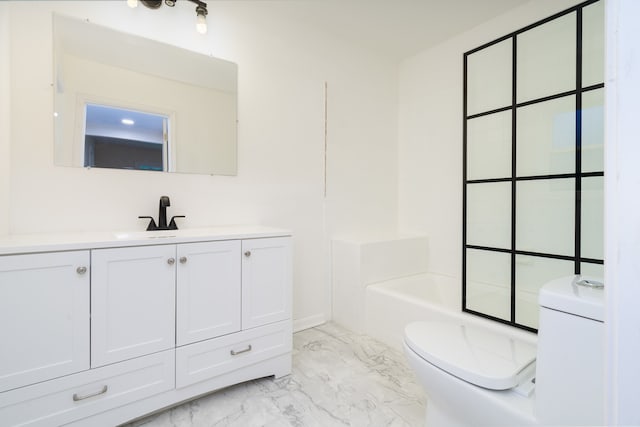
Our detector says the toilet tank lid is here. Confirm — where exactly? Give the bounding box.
[404,321,536,390]
[539,275,604,322]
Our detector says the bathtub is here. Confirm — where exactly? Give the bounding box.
[364,272,537,351]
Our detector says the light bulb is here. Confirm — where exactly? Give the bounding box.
[127,0,138,8]
[196,13,207,34]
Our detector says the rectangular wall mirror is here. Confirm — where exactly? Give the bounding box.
[53,14,238,175]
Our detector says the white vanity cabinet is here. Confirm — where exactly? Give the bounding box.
[91,245,177,367]
[242,237,292,329]
[176,240,241,346]
[0,251,90,394]
[174,237,292,389]
[0,227,292,427]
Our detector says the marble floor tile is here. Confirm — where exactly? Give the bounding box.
[122,323,426,427]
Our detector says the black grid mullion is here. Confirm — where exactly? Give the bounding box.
[575,8,584,275]
[510,34,517,325]
[462,53,468,313]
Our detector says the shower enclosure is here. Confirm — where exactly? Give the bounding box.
[462,0,604,331]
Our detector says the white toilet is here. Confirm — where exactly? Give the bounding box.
[404,275,604,427]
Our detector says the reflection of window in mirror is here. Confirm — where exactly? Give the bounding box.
[83,103,169,171]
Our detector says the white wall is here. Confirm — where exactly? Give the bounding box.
[605,0,640,424]
[0,3,10,236]
[2,1,399,330]
[397,0,581,280]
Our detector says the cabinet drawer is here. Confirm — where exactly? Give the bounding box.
[0,350,174,427]
[176,321,292,388]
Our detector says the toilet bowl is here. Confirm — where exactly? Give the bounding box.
[404,275,604,427]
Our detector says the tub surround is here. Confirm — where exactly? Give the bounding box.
[365,272,536,352]
[331,235,535,351]
[0,226,292,426]
[331,235,428,333]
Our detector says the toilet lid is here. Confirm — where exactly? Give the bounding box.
[404,321,536,390]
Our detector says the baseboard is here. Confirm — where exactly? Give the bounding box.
[293,313,326,332]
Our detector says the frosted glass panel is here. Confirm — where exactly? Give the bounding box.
[467,39,512,115]
[516,179,574,256]
[581,262,603,278]
[517,13,576,102]
[466,249,510,321]
[582,177,604,260]
[467,111,512,180]
[515,256,574,328]
[582,1,605,87]
[582,89,604,173]
[467,182,511,249]
[516,96,575,176]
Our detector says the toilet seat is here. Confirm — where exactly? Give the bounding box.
[404,321,536,390]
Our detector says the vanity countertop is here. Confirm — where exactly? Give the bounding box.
[0,225,292,255]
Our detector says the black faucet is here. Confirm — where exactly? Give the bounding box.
[138,196,185,231]
[158,196,170,229]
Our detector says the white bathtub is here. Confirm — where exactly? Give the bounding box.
[364,273,537,351]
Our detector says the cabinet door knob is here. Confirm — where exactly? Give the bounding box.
[76,266,87,275]
[179,256,187,264]
[244,251,251,257]
[167,258,176,265]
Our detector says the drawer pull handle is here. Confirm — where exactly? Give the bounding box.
[167,258,176,265]
[230,345,252,356]
[76,266,87,275]
[73,385,108,402]
[244,251,251,257]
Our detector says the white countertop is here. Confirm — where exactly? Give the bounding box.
[0,225,291,255]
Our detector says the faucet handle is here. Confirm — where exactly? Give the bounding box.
[138,216,158,231]
[168,215,185,230]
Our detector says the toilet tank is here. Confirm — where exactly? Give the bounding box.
[534,276,604,426]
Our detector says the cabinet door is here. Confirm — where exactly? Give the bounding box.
[0,251,90,393]
[176,240,241,346]
[91,245,176,367]
[241,237,292,329]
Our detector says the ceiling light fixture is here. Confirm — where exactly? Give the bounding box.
[195,4,208,34]
[128,0,209,34]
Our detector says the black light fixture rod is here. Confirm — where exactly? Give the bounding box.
[187,0,207,7]
[134,0,208,34]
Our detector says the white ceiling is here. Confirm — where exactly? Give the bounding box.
[259,0,531,61]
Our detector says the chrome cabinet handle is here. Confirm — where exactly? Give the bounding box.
[244,251,251,257]
[167,258,176,265]
[76,266,87,275]
[179,256,187,264]
[73,385,108,402]
[230,345,252,356]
